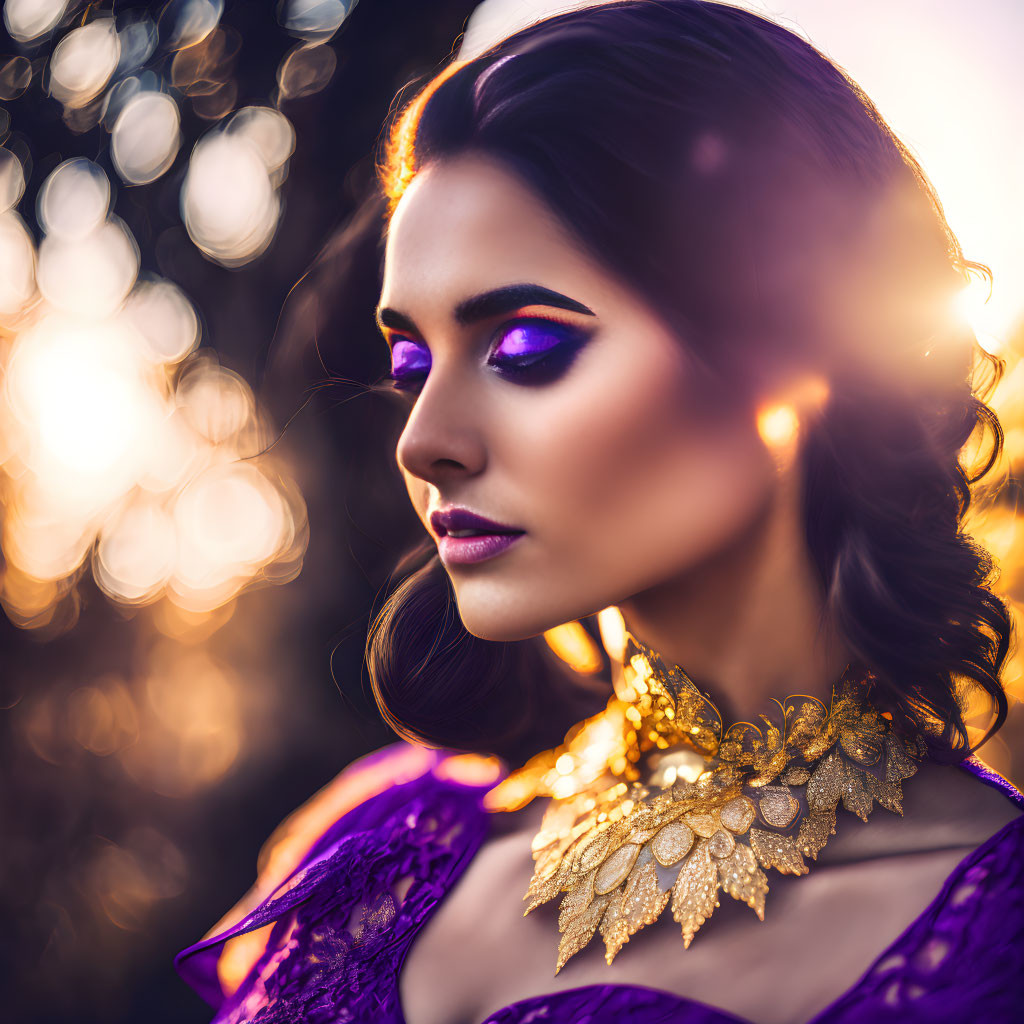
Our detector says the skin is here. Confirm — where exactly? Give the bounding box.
[378,152,1022,1024]
[379,151,848,719]
[398,763,1020,1024]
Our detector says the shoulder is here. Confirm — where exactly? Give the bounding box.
[244,743,508,915]
[796,758,1024,1021]
[248,743,446,896]
[820,755,1024,866]
[829,799,1024,1021]
[176,741,505,1007]
[902,756,1024,850]
[214,743,441,936]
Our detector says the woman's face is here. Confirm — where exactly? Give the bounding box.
[378,152,781,642]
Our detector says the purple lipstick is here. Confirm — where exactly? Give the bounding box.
[430,507,526,565]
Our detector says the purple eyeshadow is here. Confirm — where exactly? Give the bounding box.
[492,321,571,360]
[390,339,431,378]
[386,318,589,394]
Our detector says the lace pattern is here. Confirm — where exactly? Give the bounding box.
[812,760,1024,1024]
[176,751,1024,1024]
[176,750,491,1024]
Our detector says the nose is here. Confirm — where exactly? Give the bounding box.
[395,368,487,485]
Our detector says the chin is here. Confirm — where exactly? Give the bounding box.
[456,610,541,643]
[451,589,562,644]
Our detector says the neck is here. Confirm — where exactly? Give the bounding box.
[616,464,852,725]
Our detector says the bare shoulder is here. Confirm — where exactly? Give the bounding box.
[896,759,1021,843]
[820,757,1023,865]
[401,763,1022,1024]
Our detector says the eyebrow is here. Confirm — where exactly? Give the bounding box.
[375,283,596,337]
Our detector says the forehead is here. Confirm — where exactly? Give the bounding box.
[380,152,600,312]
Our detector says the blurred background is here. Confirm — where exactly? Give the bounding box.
[0,2,1020,1022]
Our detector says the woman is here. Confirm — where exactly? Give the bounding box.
[176,2,1024,1021]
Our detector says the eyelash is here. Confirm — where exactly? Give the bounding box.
[384,317,591,395]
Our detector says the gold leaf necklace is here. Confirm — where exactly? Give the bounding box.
[484,629,926,973]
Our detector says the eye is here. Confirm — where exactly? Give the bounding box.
[386,338,431,392]
[486,318,592,384]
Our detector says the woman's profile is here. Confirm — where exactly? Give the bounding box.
[175,2,1024,1021]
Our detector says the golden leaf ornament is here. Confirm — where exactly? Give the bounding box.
[490,629,924,971]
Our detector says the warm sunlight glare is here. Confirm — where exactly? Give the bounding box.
[543,620,604,674]
[756,403,800,450]
[597,605,627,663]
[955,275,1003,355]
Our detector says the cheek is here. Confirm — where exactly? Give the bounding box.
[508,335,774,571]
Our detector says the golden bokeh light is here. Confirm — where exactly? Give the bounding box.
[3,0,73,45]
[279,0,353,43]
[171,463,297,612]
[122,276,199,364]
[111,90,182,185]
[47,18,120,109]
[0,565,64,630]
[36,156,110,238]
[0,54,33,100]
[16,627,275,814]
[543,619,604,674]
[68,675,140,756]
[597,605,627,663]
[38,216,140,316]
[152,594,237,644]
[170,22,240,118]
[79,829,187,932]
[227,105,296,182]
[0,154,308,630]
[0,147,26,210]
[118,643,243,797]
[181,134,276,265]
[176,355,254,443]
[0,209,37,317]
[159,0,224,52]
[94,499,178,604]
[276,42,338,101]
[6,317,158,479]
[114,11,158,77]
[180,106,297,266]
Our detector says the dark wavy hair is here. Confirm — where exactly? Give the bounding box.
[365,0,1013,764]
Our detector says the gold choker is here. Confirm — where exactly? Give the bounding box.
[484,630,926,972]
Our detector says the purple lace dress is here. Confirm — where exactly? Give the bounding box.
[176,744,1024,1023]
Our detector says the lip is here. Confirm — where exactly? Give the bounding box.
[438,532,524,565]
[430,506,526,566]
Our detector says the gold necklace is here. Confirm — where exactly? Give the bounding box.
[484,630,926,972]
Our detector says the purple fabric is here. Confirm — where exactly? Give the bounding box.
[176,750,1024,1024]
